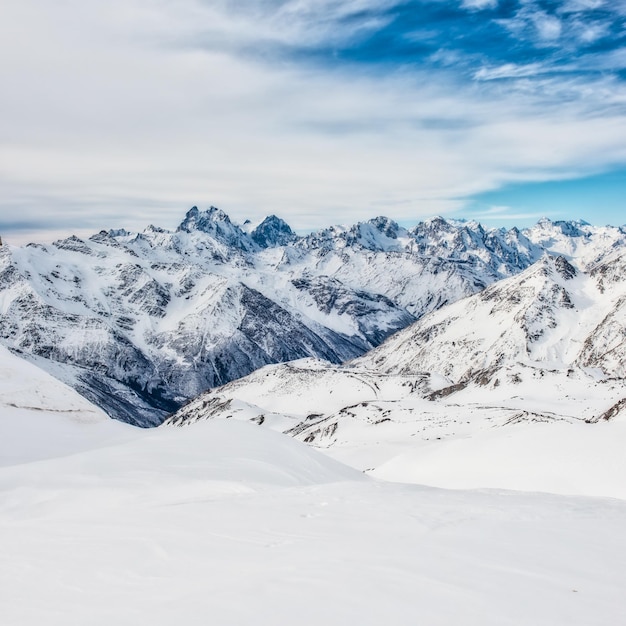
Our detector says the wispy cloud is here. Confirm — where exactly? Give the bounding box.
[0,0,625,238]
[462,0,499,10]
[474,62,548,80]
[560,0,606,12]
[463,205,551,222]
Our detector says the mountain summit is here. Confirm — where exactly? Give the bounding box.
[250,215,297,248]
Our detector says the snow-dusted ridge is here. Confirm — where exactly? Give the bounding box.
[167,250,626,498]
[3,214,626,623]
[1,208,625,425]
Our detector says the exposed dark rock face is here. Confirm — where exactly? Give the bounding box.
[250,215,297,248]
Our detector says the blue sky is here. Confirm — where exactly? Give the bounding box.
[461,169,626,227]
[1,0,625,242]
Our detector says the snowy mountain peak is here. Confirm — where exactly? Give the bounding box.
[343,218,405,252]
[178,205,232,231]
[177,205,254,251]
[423,215,453,231]
[144,224,168,234]
[250,215,297,248]
[532,252,577,281]
[553,255,577,280]
[368,216,400,239]
[534,217,588,238]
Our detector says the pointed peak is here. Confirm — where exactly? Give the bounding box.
[534,253,577,280]
[107,228,130,238]
[420,216,456,233]
[427,215,449,225]
[464,219,484,232]
[251,215,296,248]
[554,255,577,280]
[367,216,399,239]
[145,224,167,234]
[178,205,234,233]
[263,214,286,224]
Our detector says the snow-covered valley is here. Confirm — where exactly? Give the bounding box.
[167,249,626,499]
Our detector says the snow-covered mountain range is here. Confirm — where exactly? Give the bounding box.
[1,207,624,425]
[167,249,626,494]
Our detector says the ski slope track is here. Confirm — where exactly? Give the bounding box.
[1,208,624,425]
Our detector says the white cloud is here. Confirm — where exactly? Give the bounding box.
[560,0,606,12]
[0,0,625,238]
[531,11,563,41]
[474,62,546,81]
[462,0,499,10]
[572,18,611,43]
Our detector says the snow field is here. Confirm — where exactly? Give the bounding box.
[2,419,626,626]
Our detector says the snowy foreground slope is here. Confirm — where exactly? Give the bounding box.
[1,419,626,626]
[1,209,624,425]
[168,253,626,498]
[0,345,138,465]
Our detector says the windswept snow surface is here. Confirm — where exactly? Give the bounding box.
[1,419,626,626]
[168,360,626,499]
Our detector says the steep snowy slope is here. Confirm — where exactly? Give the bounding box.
[356,252,626,382]
[1,209,624,425]
[577,251,626,377]
[0,345,136,465]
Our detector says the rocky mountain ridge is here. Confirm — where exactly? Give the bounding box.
[1,207,624,425]
[167,250,626,477]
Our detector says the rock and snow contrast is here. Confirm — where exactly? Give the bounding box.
[168,250,626,499]
[2,210,626,624]
[0,344,138,465]
[1,207,624,425]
